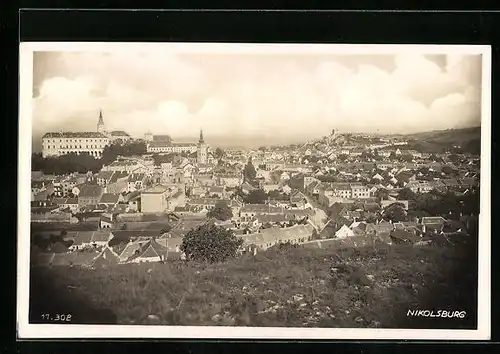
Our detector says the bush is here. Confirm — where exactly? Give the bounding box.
[180,223,243,263]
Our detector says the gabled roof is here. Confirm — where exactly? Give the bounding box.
[92,246,120,266]
[118,242,143,261]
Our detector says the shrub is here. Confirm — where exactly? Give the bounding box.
[276,241,299,252]
[180,223,243,263]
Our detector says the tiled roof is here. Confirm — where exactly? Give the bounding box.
[241,204,284,214]
[91,231,111,243]
[111,230,164,241]
[92,247,120,266]
[72,231,95,246]
[99,193,120,204]
[156,236,182,251]
[152,135,172,142]
[97,171,115,180]
[187,198,219,206]
[137,245,160,259]
[110,131,130,136]
[78,184,103,198]
[255,213,294,224]
[51,251,99,266]
[390,230,421,243]
[421,216,446,225]
[142,185,167,194]
[118,242,142,261]
[169,217,209,237]
[239,224,314,246]
[128,173,146,182]
[43,132,108,139]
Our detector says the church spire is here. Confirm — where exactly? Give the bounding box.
[97,109,106,133]
[98,109,104,125]
[199,128,204,144]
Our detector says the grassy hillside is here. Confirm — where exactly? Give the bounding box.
[30,236,477,329]
[405,127,481,154]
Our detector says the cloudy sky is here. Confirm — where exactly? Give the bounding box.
[32,48,482,147]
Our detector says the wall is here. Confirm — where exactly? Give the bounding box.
[141,192,167,213]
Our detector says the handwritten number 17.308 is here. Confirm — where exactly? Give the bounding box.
[41,314,72,322]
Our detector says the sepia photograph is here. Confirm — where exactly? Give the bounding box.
[17,42,491,340]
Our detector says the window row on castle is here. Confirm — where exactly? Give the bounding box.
[44,138,108,143]
[58,150,103,156]
[43,145,106,150]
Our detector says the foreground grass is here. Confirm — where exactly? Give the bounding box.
[30,239,477,329]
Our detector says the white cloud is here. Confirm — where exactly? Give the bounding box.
[32,51,482,142]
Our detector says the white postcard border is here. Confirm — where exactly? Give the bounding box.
[17,42,491,340]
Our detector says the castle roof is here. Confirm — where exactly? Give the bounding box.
[43,132,108,139]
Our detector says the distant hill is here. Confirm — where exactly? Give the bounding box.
[404,127,481,154]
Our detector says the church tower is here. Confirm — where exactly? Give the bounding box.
[97,109,106,134]
[197,128,207,165]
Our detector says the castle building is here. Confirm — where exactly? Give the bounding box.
[145,132,203,155]
[145,133,197,154]
[196,129,208,165]
[41,110,130,159]
[41,131,109,158]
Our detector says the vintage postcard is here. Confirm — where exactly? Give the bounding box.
[17,42,491,340]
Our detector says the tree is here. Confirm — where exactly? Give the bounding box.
[267,189,286,200]
[401,154,413,162]
[214,148,225,160]
[448,154,460,163]
[382,204,407,223]
[160,225,172,234]
[337,154,348,162]
[374,188,389,201]
[101,140,147,165]
[398,188,416,201]
[207,201,233,221]
[441,166,456,175]
[152,153,175,166]
[361,151,374,160]
[180,223,243,263]
[32,152,103,175]
[244,189,268,204]
[243,159,257,182]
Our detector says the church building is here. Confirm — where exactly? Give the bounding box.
[196,129,208,165]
